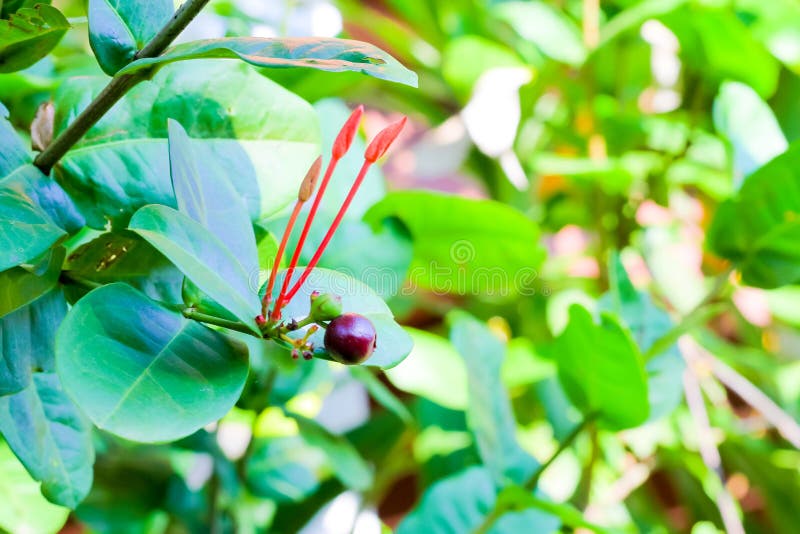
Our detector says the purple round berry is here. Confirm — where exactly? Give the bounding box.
[324,313,377,365]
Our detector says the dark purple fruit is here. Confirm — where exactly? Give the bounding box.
[324,313,377,365]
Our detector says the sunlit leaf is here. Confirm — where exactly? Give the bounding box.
[56,283,249,443]
[116,37,418,87]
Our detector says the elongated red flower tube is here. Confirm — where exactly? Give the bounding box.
[333,105,365,159]
[261,157,321,318]
[365,117,407,162]
[281,117,407,304]
[273,106,364,316]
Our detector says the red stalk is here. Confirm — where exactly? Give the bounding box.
[273,106,364,316]
[282,160,371,304]
[282,117,407,304]
[261,200,302,318]
[262,157,322,319]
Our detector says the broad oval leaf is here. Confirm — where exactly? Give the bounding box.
[245,436,325,502]
[713,81,787,181]
[0,442,69,534]
[1,288,66,395]
[263,268,413,369]
[599,253,685,421]
[707,141,800,288]
[397,466,560,534]
[0,372,94,508]
[55,283,249,443]
[88,0,172,75]
[54,61,320,228]
[0,246,64,318]
[384,328,467,410]
[365,191,546,296]
[167,118,258,276]
[1,164,84,234]
[493,2,586,66]
[290,412,373,491]
[0,186,65,271]
[117,37,418,87]
[448,311,537,486]
[63,231,182,304]
[0,5,69,73]
[553,305,649,430]
[129,204,261,334]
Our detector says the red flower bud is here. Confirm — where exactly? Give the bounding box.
[365,117,407,163]
[332,105,365,159]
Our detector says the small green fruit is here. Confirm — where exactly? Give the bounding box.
[309,291,343,322]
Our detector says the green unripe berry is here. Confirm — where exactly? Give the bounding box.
[309,291,343,322]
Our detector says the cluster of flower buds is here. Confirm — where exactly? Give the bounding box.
[255,106,406,362]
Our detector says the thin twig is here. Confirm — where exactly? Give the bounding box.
[525,414,597,491]
[34,0,211,173]
[182,308,255,336]
[682,351,745,534]
[685,338,800,449]
[584,459,654,523]
[474,414,597,534]
[645,267,733,360]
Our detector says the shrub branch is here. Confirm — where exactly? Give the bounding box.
[33,0,211,174]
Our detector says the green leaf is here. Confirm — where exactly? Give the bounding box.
[129,204,261,334]
[116,37,418,87]
[0,441,69,534]
[0,100,29,173]
[713,81,788,181]
[55,283,249,443]
[365,191,545,296]
[0,372,94,508]
[441,36,525,101]
[245,436,325,502]
[2,104,82,231]
[0,245,64,318]
[1,164,84,233]
[494,2,586,66]
[88,0,172,75]
[448,311,537,485]
[553,305,649,430]
[1,288,66,395]
[599,253,685,421]
[167,118,258,276]
[385,328,467,409]
[0,186,65,271]
[263,268,413,369]
[0,4,69,73]
[63,231,182,304]
[662,5,780,98]
[494,486,612,534]
[350,366,412,425]
[397,466,560,534]
[289,412,373,491]
[2,1,51,19]
[54,61,320,228]
[707,141,800,288]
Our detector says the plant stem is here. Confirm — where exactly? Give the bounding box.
[264,201,304,318]
[525,414,597,492]
[277,157,340,307]
[33,0,211,174]
[474,414,597,534]
[59,271,102,290]
[182,308,255,336]
[284,160,373,302]
[644,266,733,360]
